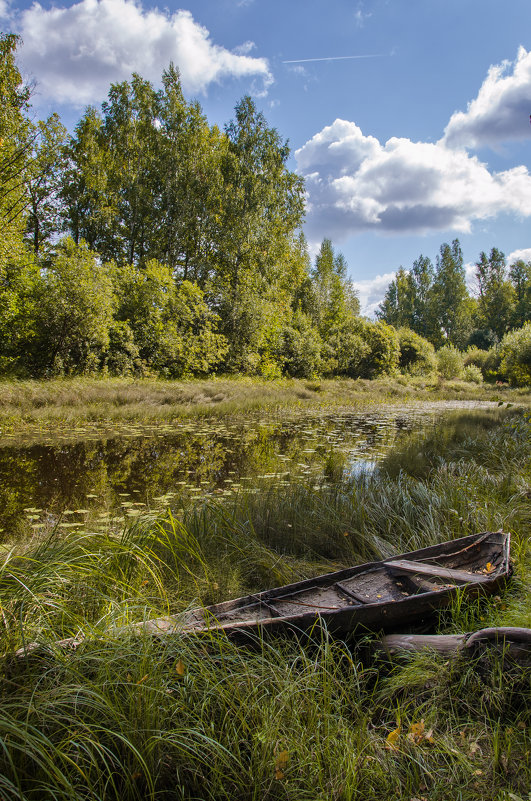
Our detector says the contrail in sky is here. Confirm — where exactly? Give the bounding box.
[283,54,386,64]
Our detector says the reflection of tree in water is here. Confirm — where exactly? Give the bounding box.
[0,410,435,541]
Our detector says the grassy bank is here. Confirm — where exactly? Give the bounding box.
[0,407,529,799]
[0,375,529,431]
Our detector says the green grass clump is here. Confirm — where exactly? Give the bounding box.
[0,407,529,799]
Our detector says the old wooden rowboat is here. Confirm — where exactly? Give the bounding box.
[137,531,511,639]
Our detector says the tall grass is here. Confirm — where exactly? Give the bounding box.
[0,407,529,799]
[0,375,528,431]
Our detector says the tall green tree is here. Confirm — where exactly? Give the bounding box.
[312,238,359,338]
[25,113,68,254]
[0,33,31,259]
[432,239,471,347]
[474,248,515,340]
[377,267,415,330]
[509,259,531,329]
[214,96,305,367]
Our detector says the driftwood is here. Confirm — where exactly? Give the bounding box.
[377,627,531,665]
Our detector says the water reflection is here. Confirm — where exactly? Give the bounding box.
[0,402,491,541]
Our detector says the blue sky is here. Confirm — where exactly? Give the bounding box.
[2,0,531,313]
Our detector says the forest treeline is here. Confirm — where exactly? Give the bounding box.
[1,33,531,384]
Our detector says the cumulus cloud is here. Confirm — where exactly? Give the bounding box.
[0,0,10,18]
[352,271,396,317]
[508,247,531,263]
[443,47,531,149]
[16,0,272,105]
[296,119,531,241]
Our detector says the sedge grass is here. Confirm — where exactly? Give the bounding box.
[0,407,529,799]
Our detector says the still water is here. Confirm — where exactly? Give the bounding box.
[0,401,492,541]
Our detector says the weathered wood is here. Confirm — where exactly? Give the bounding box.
[378,627,531,665]
[14,532,511,656]
[385,559,483,584]
[465,627,531,647]
[334,581,367,604]
[379,633,467,655]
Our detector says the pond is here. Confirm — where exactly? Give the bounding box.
[0,401,493,542]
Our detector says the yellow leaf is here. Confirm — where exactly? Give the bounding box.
[386,727,401,749]
[407,719,435,746]
[136,674,149,685]
[176,659,185,677]
[274,749,289,779]
[485,562,494,573]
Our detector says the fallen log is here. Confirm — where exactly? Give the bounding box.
[377,627,531,665]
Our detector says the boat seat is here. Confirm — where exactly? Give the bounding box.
[385,559,483,584]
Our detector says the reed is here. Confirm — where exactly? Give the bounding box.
[0,407,529,799]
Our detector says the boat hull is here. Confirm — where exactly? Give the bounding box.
[139,531,511,640]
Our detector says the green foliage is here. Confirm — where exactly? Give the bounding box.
[462,364,483,384]
[397,327,436,375]
[432,239,471,347]
[356,319,400,378]
[25,113,68,254]
[321,318,370,377]
[499,322,531,386]
[276,311,322,378]
[509,258,531,328]
[30,238,115,375]
[436,344,465,379]
[116,260,228,377]
[0,34,31,274]
[475,248,515,340]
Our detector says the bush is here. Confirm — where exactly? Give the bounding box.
[436,344,464,379]
[277,311,322,378]
[323,317,369,377]
[463,346,490,371]
[355,319,400,378]
[482,346,503,382]
[499,322,531,386]
[397,327,436,375]
[463,364,483,384]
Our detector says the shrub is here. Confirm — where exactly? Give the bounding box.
[463,346,490,371]
[463,364,483,384]
[499,322,531,386]
[436,344,464,379]
[277,311,322,378]
[355,319,400,378]
[397,327,436,375]
[482,346,503,382]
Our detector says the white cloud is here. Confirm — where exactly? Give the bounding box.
[507,247,531,263]
[296,118,531,241]
[443,47,531,149]
[17,0,272,105]
[0,0,10,18]
[352,271,396,317]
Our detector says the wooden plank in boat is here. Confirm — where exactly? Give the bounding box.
[385,559,484,584]
[334,581,368,604]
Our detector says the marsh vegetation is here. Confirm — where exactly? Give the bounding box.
[0,404,529,800]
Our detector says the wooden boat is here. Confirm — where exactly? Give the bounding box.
[138,531,511,640]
